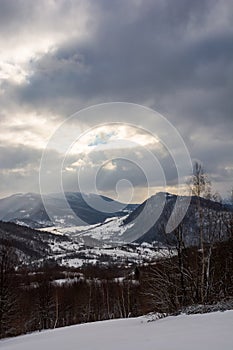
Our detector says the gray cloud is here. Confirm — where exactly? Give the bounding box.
[0,0,232,199]
[60,141,180,197]
[0,144,41,196]
[0,145,41,170]
[3,0,231,135]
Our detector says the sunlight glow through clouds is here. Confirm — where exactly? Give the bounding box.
[0,61,28,84]
[0,114,57,149]
[68,125,160,157]
[0,0,93,91]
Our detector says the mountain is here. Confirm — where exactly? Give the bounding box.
[0,192,138,228]
[0,220,67,262]
[121,192,233,245]
[48,192,233,248]
[0,192,183,265]
[1,192,232,267]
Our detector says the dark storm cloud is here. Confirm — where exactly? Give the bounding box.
[190,133,233,182]
[0,0,88,38]
[0,0,232,197]
[0,0,33,31]
[6,0,232,125]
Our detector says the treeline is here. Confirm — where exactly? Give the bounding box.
[1,236,233,338]
[142,237,233,314]
[0,255,144,338]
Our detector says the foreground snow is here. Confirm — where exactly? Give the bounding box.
[2,311,233,350]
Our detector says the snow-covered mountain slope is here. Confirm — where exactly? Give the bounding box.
[0,192,138,228]
[41,192,233,247]
[1,192,232,267]
[0,220,169,267]
[40,215,135,244]
[2,311,233,350]
[0,221,66,262]
[121,192,233,245]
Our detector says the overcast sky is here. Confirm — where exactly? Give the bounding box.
[0,0,232,202]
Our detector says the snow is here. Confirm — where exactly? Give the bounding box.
[14,221,30,227]
[40,215,134,243]
[52,277,80,286]
[54,245,171,268]
[39,215,169,269]
[1,311,233,350]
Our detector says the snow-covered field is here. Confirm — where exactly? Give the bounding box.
[2,311,233,350]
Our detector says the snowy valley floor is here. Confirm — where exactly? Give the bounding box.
[1,311,233,350]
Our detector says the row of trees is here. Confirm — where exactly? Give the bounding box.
[188,162,233,303]
[0,258,142,337]
[142,237,233,313]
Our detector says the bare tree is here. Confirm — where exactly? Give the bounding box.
[188,161,212,303]
[188,161,211,198]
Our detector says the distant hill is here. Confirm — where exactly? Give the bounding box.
[121,192,233,245]
[46,192,233,248]
[0,221,68,262]
[0,192,232,267]
[0,192,138,228]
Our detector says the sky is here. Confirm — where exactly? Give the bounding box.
[0,0,232,203]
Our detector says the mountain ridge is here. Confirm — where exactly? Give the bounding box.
[121,192,233,245]
[0,191,138,228]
